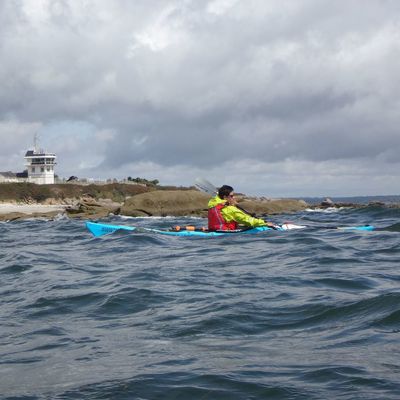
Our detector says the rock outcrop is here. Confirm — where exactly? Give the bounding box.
[0,190,310,220]
[0,211,61,222]
[66,197,121,219]
[120,190,308,217]
[237,198,308,215]
[121,190,210,217]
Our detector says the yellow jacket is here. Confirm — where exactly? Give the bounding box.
[208,195,267,227]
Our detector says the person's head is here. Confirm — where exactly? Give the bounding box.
[218,185,234,200]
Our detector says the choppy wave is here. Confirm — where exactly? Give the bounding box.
[1,206,400,399]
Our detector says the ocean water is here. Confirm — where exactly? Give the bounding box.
[1,203,400,399]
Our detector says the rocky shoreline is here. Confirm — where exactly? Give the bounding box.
[0,190,309,221]
[1,190,392,222]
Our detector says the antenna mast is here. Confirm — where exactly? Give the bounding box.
[33,133,39,153]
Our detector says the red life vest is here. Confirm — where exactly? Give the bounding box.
[208,203,238,231]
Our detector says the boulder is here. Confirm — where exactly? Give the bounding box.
[121,190,210,217]
[320,197,334,207]
[0,211,61,222]
[66,196,121,219]
[0,212,28,222]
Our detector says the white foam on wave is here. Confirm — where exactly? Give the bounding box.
[118,214,203,220]
[281,223,307,230]
[306,207,344,213]
[54,213,69,221]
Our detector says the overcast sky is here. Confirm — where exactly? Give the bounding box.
[1,0,399,197]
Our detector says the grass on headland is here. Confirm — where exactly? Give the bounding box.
[0,182,190,203]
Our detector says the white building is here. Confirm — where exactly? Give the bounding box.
[24,149,57,184]
[0,171,19,183]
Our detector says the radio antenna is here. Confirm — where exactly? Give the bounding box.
[33,133,39,152]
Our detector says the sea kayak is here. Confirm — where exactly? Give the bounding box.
[86,221,374,238]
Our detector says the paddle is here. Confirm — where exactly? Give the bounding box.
[194,177,279,229]
[195,177,258,216]
[194,178,218,197]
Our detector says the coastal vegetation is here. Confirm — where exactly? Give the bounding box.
[0,182,166,203]
[127,177,159,186]
[0,183,54,203]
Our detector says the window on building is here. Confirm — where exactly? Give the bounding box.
[32,167,35,173]
[41,167,44,172]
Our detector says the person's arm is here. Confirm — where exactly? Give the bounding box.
[222,206,267,227]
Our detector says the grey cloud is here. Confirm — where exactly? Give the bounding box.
[1,0,400,192]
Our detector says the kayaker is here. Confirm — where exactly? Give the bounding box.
[208,185,277,231]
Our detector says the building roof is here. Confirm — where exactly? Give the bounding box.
[16,170,28,178]
[0,171,17,178]
[25,150,56,157]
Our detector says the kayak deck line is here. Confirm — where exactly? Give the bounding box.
[85,221,375,238]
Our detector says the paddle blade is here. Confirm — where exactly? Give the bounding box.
[194,178,217,196]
